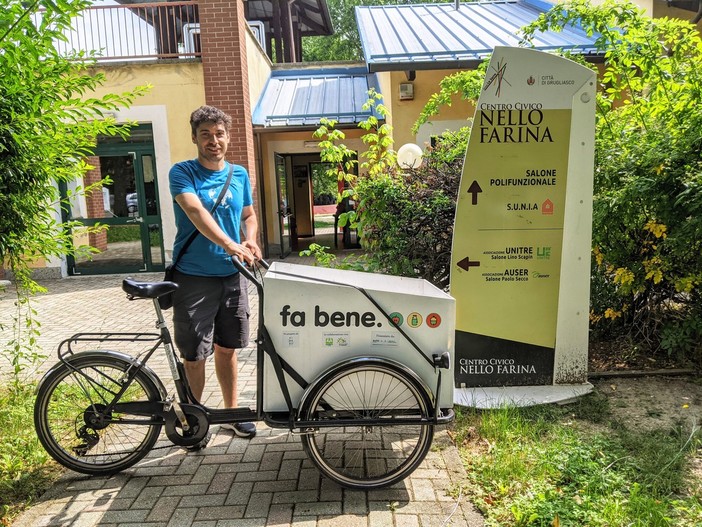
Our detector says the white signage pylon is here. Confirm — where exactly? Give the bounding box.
[451,47,597,408]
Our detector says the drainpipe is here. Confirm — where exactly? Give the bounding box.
[455,0,460,10]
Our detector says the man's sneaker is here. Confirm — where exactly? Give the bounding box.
[184,430,212,452]
[221,422,257,438]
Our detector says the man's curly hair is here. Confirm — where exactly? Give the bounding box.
[189,105,232,135]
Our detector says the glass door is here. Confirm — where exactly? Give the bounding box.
[275,154,292,258]
[138,153,165,271]
[66,126,165,274]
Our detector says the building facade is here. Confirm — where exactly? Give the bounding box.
[30,0,702,277]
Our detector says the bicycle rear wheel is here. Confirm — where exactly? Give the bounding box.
[34,353,163,475]
[299,359,434,490]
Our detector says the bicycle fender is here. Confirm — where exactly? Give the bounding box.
[36,350,168,400]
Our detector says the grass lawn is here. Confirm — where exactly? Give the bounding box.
[313,215,335,229]
[452,392,702,526]
[0,384,62,523]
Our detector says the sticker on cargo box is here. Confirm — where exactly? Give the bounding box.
[323,332,350,348]
[282,331,299,348]
[407,312,423,328]
[426,313,442,328]
[389,312,404,327]
[371,331,400,347]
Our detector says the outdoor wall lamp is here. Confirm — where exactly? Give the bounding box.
[397,143,423,169]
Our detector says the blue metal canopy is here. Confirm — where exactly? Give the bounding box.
[252,67,381,128]
[356,0,600,72]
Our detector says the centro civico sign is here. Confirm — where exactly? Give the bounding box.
[450,47,596,405]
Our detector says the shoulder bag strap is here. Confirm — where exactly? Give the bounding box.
[172,163,235,266]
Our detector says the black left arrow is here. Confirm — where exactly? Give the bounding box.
[457,257,480,271]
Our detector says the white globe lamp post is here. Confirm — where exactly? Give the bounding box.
[397,143,423,169]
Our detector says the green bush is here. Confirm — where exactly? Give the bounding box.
[311,101,466,289]
[356,128,467,289]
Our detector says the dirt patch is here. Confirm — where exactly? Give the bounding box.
[591,375,702,432]
[589,338,688,372]
[592,375,702,498]
[588,337,701,432]
[587,340,702,491]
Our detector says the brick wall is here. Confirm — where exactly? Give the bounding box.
[84,156,108,251]
[198,0,259,215]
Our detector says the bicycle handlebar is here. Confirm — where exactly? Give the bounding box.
[231,257,269,287]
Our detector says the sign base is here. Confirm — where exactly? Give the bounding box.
[454,383,593,409]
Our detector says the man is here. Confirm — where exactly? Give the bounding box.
[169,105,261,447]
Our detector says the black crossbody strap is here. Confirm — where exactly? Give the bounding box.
[172,163,235,267]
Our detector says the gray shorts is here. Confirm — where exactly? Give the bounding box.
[172,270,250,362]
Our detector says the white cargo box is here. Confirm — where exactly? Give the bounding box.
[262,262,455,412]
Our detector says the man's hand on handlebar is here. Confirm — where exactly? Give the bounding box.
[242,240,262,261]
[225,241,258,266]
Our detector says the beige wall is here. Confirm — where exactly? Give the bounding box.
[93,60,205,165]
[247,28,273,109]
[651,0,702,28]
[382,69,475,149]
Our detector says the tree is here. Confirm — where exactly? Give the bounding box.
[302,0,446,62]
[310,93,467,289]
[0,0,148,381]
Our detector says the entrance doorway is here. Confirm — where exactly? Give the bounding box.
[274,153,353,254]
[64,125,165,275]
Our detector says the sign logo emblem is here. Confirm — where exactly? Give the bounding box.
[484,58,511,97]
[541,199,554,215]
[527,75,535,86]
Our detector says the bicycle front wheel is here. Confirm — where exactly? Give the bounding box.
[299,360,434,490]
[34,353,163,475]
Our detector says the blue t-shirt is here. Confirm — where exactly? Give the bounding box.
[169,160,253,276]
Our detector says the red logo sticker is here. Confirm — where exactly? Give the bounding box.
[426,313,442,328]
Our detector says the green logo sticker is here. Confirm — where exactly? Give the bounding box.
[389,312,404,327]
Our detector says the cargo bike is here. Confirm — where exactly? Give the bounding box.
[34,259,455,489]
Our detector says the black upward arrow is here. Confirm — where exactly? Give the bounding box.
[457,257,480,271]
[467,180,482,205]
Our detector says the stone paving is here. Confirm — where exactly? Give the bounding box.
[0,259,484,527]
